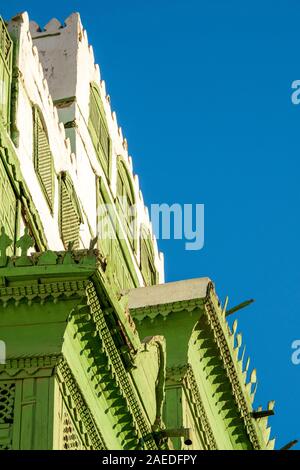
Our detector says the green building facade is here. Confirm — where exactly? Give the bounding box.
[0,12,276,450]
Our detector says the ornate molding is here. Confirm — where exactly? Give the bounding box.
[0,354,61,378]
[86,281,159,450]
[70,299,144,450]
[0,280,88,306]
[204,283,262,450]
[57,359,106,450]
[184,365,218,450]
[165,364,217,450]
[130,297,204,323]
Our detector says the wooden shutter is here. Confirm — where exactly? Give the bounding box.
[0,17,12,130]
[60,174,81,249]
[140,228,157,286]
[116,159,136,245]
[33,107,54,211]
[88,85,110,177]
[0,157,16,255]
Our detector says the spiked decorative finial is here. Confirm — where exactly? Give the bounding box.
[89,236,98,253]
[80,237,98,266]
[250,368,257,384]
[15,228,34,266]
[16,227,34,257]
[63,241,76,265]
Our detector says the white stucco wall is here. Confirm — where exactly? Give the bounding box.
[6,11,164,285]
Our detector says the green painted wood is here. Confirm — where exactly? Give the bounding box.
[33,106,55,212]
[0,17,12,131]
[140,224,158,286]
[0,17,275,450]
[0,157,17,255]
[88,83,111,178]
[59,172,82,249]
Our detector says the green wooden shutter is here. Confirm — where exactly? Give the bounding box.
[0,17,12,130]
[33,107,54,211]
[140,228,157,286]
[0,156,16,255]
[116,159,136,246]
[60,174,81,249]
[88,84,110,177]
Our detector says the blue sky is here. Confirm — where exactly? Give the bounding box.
[3,0,300,449]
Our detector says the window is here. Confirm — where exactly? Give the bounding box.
[116,157,136,247]
[140,226,157,286]
[88,83,111,178]
[33,106,55,212]
[0,17,12,130]
[59,173,82,249]
[97,180,136,291]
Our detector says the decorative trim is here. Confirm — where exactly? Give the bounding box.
[86,281,158,450]
[184,365,218,450]
[130,297,204,322]
[57,359,106,450]
[0,355,61,378]
[70,300,141,449]
[0,280,89,306]
[205,283,262,450]
[165,364,217,450]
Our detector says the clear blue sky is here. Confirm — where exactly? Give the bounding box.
[3,0,300,449]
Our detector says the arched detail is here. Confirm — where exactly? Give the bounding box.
[32,105,55,212]
[88,82,111,178]
[140,224,158,286]
[116,156,136,246]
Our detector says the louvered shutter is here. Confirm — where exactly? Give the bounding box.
[60,175,81,249]
[88,85,110,177]
[0,17,12,130]
[33,107,54,211]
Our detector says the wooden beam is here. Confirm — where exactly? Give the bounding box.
[226,299,255,317]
